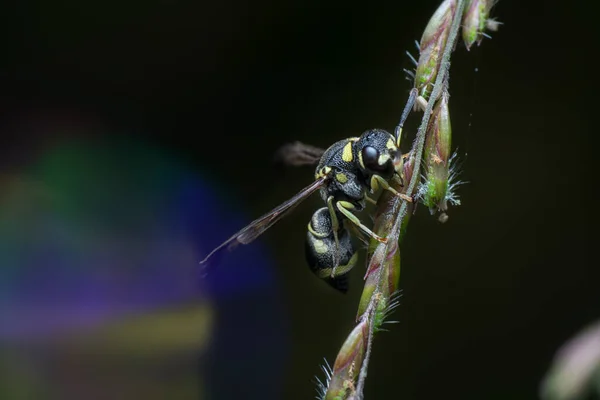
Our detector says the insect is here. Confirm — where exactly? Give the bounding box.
[200,90,418,291]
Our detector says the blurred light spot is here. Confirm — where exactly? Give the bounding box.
[0,135,275,341]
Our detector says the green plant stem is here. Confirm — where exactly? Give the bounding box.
[351,1,466,397]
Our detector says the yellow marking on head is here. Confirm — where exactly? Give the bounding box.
[335,173,348,184]
[386,138,396,151]
[342,141,354,162]
[349,137,359,142]
[378,153,390,165]
[358,149,364,169]
[313,239,329,254]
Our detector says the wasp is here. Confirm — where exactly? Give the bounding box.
[200,90,418,292]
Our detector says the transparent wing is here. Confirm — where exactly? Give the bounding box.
[200,176,328,264]
[274,141,325,166]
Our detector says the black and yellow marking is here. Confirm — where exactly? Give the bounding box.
[341,141,354,162]
[305,206,357,293]
[357,148,365,169]
[386,138,396,150]
[377,152,391,166]
[315,252,358,279]
[307,222,329,238]
[315,166,332,180]
[312,238,329,254]
[335,172,348,183]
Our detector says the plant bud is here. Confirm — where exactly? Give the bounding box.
[326,321,368,399]
[357,241,400,320]
[414,0,456,100]
[420,91,452,214]
[462,0,500,50]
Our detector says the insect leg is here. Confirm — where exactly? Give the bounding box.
[370,175,413,203]
[336,201,387,244]
[365,195,377,205]
[326,196,342,277]
[345,221,369,247]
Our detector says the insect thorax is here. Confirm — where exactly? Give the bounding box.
[314,137,367,206]
[315,138,359,178]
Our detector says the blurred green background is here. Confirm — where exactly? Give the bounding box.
[1,0,596,399]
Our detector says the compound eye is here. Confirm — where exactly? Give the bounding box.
[361,146,379,169]
[362,145,385,172]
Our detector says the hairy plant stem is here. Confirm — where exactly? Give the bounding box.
[327,1,468,399]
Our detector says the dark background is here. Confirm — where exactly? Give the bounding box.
[2,0,597,399]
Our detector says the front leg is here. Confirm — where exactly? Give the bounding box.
[336,201,387,244]
[370,174,413,203]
